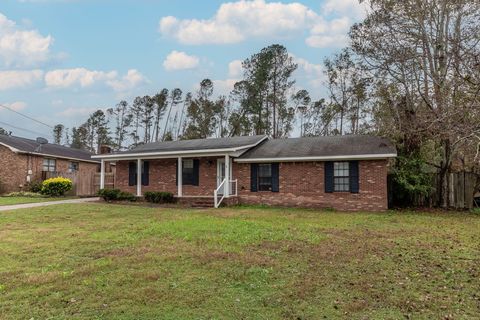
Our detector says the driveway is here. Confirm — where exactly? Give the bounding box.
[0,197,100,212]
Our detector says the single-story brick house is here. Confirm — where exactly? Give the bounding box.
[0,134,100,193]
[94,135,397,211]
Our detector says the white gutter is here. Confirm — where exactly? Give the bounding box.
[0,142,21,153]
[91,136,268,160]
[234,153,397,163]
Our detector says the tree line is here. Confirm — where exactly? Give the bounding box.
[52,44,371,152]
[49,0,480,208]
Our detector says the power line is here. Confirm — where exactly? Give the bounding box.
[0,104,54,129]
[0,120,50,137]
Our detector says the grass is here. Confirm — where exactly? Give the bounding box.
[0,196,75,206]
[0,204,479,319]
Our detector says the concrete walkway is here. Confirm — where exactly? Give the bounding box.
[0,197,100,212]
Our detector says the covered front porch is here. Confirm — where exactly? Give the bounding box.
[98,154,238,208]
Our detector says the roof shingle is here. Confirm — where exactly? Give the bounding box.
[0,134,98,162]
[238,135,396,160]
[111,135,267,155]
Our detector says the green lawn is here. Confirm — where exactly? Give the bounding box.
[0,196,74,206]
[0,204,479,319]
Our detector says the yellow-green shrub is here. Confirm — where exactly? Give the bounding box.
[41,177,73,197]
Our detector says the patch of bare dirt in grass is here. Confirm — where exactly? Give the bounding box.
[24,271,62,285]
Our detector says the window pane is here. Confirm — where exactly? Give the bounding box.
[43,159,56,172]
[258,164,272,177]
[183,159,193,169]
[334,162,349,177]
[182,159,194,185]
[334,177,350,192]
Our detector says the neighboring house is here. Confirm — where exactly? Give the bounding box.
[94,135,397,211]
[0,134,100,193]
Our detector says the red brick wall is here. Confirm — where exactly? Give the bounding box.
[114,157,389,211]
[233,160,389,211]
[0,146,28,193]
[115,157,219,196]
[0,145,99,194]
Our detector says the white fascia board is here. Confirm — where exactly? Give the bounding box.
[0,142,21,152]
[92,136,269,161]
[234,153,398,163]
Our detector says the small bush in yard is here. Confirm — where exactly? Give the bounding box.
[118,191,136,202]
[28,181,43,193]
[41,177,73,197]
[98,189,136,202]
[144,191,175,204]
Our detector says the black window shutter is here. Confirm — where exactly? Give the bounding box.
[324,161,334,193]
[193,159,200,186]
[349,161,359,193]
[128,162,136,186]
[271,163,279,192]
[250,164,258,192]
[142,161,150,186]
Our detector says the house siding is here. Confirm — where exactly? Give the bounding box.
[0,145,99,194]
[0,145,29,193]
[114,158,389,211]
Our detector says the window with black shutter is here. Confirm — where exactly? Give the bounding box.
[250,163,279,192]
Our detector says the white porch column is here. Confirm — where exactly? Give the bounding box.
[100,159,105,189]
[136,158,142,197]
[177,157,182,197]
[225,154,230,197]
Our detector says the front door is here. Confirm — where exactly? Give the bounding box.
[217,159,226,195]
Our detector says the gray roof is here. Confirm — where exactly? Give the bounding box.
[238,135,396,160]
[113,135,267,155]
[0,134,98,163]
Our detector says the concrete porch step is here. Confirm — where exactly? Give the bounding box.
[178,196,215,208]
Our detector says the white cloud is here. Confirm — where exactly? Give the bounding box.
[0,70,44,90]
[323,0,369,20]
[306,17,351,48]
[45,68,117,88]
[0,13,53,67]
[159,0,318,45]
[163,51,200,71]
[228,60,243,78]
[213,78,238,95]
[1,101,27,112]
[106,69,148,92]
[44,67,147,93]
[294,56,325,89]
[158,0,368,49]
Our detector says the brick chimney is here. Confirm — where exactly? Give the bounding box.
[99,145,112,154]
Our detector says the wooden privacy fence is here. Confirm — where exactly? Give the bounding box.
[447,172,476,209]
[45,172,114,196]
[427,172,477,209]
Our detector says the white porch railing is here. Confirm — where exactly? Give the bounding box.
[214,179,238,208]
[230,179,238,196]
[214,178,226,208]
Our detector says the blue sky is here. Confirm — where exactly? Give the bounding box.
[0,0,366,139]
